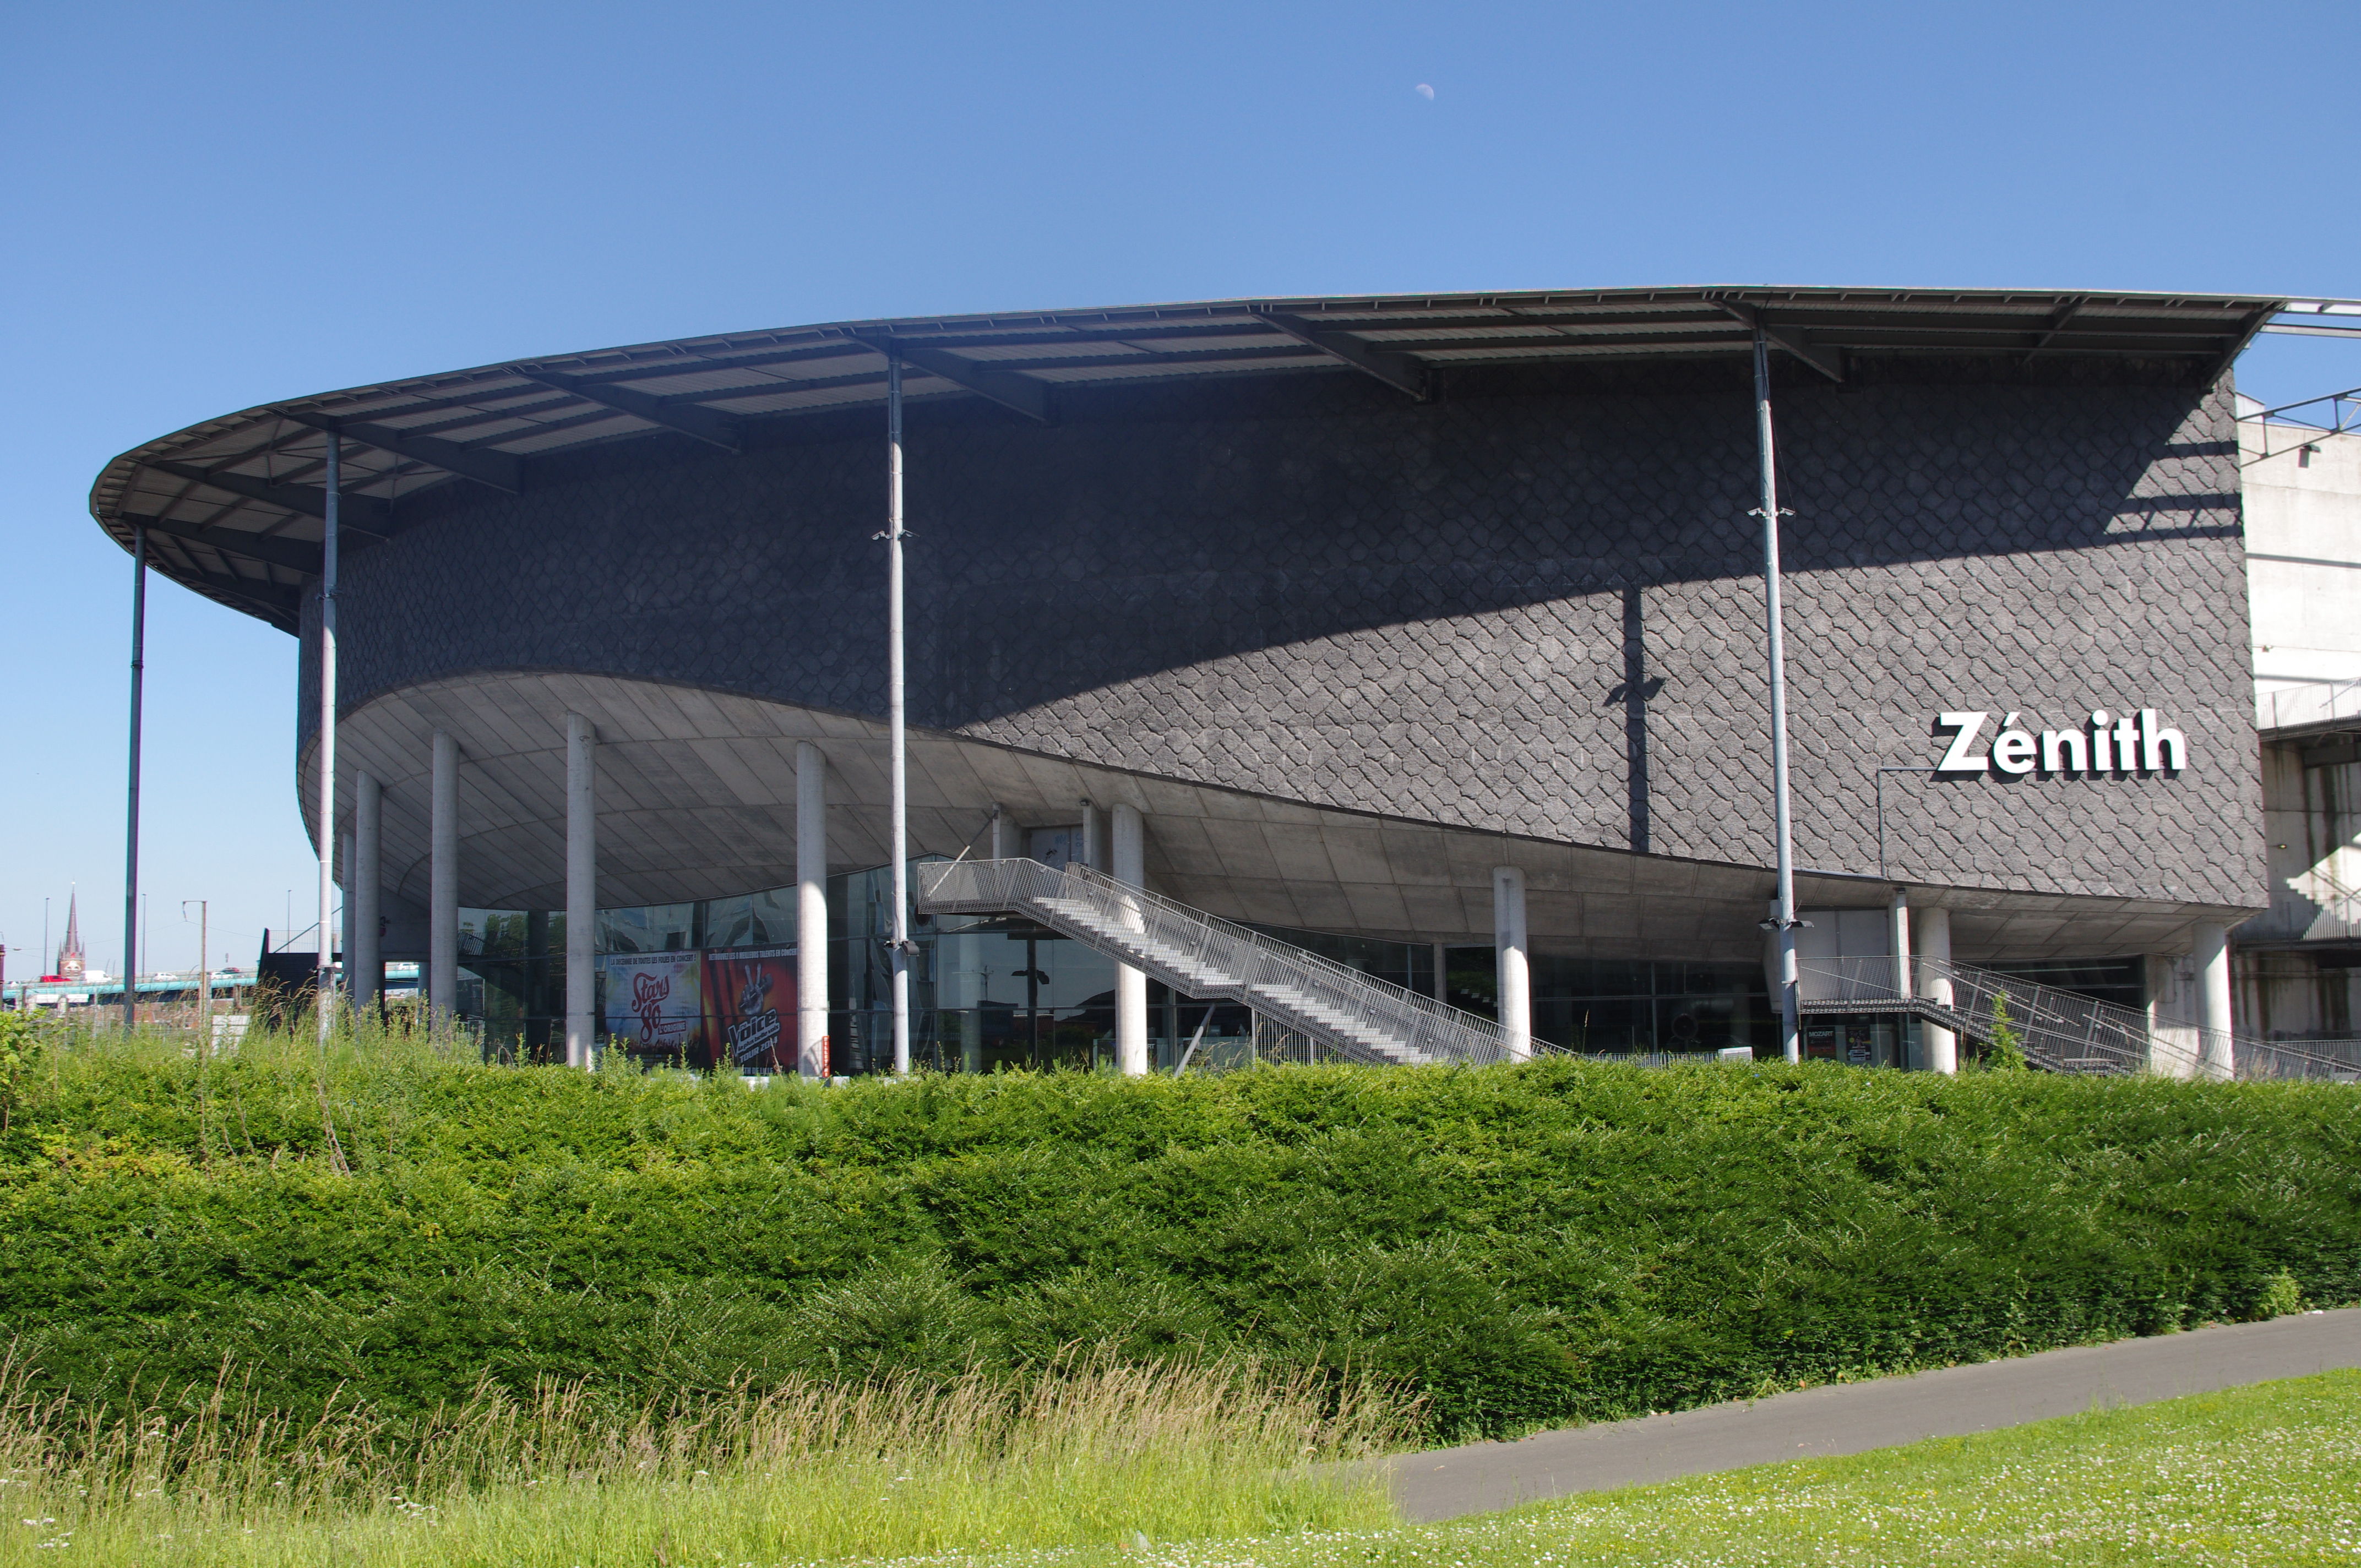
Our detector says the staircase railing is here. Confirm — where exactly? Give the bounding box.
[2229,1033,2361,1083]
[2256,674,2361,734]
[920,861,2357,1081]
[1798,954,2152,1074]
[918,858,1524,1066]
[1797,955,2359,1081]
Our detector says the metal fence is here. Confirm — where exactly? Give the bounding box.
[2256,676,2361,734]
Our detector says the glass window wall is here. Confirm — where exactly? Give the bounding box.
[450,864,1772,1071]
[1440,948,1776,1057]
[455,907,565,1062]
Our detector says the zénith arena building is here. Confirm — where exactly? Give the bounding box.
[83,287,2361,1079]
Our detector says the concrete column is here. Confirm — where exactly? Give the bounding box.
[352,772,380,1014]
[2194,922,2234,1080]
[2142,954,2199,1077]
[525,908,550,1049]
[1112,802,1149,1076]
[1887,885,1911,1000]
[989,803,1013,861]
[796,742,830,1078]
[564,714,596,1069]
[429,729,459,1023]
[339,832,355,1002]
[1493,867,1532,1062]
[1080,799,1105,873]
[1914,905,1956,1074]
[1432,941,1450,1005]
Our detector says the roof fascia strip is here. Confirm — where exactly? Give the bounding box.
[550,340,869,388]
[2253,299,2361,341]
[510,365,743,452]
[89,286,2309,637]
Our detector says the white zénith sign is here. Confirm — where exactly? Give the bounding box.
[1933,709,2187,776]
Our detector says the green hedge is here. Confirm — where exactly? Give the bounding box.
[3,1026,2355,1440]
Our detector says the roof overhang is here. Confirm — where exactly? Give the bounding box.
[88,284,2304,632]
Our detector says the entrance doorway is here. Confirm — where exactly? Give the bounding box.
[1803,1013,1919,1069]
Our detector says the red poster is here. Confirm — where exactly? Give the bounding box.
[703,945,800,1074]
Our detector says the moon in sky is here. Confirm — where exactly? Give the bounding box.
[1415,83,1435,100]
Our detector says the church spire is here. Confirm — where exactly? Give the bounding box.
[57,890,85,981]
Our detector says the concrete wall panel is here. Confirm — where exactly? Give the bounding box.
[299,361,2265,912]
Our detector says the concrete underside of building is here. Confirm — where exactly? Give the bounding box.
[323,667,2238,968]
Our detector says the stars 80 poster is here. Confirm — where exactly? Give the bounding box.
[600,949,706,1064]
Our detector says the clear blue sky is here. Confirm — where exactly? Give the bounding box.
[3,0,2354,980]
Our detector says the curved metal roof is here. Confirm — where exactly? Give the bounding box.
[89,284,2293,633]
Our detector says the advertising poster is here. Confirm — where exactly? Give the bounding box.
[704,945,802,1075]
[602,950,706,1063]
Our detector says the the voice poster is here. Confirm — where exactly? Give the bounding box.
[703,945,801,1075]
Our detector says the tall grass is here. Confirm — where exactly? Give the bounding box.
[0,1352,1402,1566]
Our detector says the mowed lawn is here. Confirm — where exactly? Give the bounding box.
[2,1368,2351,1565]
[963,1368,2361,1568]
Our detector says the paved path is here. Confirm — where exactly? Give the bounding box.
[1385,1308,2361,1522]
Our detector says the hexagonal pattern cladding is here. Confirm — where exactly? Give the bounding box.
[299,358,2262,912]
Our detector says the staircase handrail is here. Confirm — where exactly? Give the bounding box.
[919,858,1524,1065]
[2229,1032,2361,1082]
[1799,952,2160,1074]
[1796,953,2357,1081]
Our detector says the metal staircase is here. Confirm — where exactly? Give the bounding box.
[917,858,1528,1067]
[1797,955,2358,1081]
[916,859,2355,1081]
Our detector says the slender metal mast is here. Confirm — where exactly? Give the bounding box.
[317,433,339,1042]
[122,526,146,1030]
[1751,330,1802,1064]
[885,352,912,1075]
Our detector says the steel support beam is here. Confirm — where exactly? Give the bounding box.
[1751,329,1803,1066]
[2020,295,2087,364]
[122,526,146,1030]
[114,511,323,575]
[510,366,743,452]
[849,331,1056,423]
[150,461,391,531]
[1712,299,1846,382]
[1249,309,1430,400]
[316,433,340,1041]
[282,412,523,494]
[884,351,913,1074]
